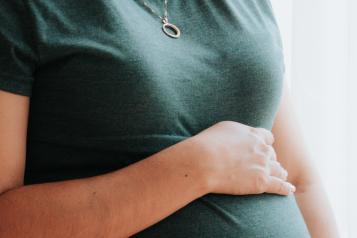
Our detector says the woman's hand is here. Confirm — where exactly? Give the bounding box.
[191,120,296,196]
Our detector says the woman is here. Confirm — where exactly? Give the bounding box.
[0,0,339,237]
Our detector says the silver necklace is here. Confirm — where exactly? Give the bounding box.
[139,0,181,39]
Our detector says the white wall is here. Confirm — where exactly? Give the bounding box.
[291,2,349,237]
[347,1,357,236]
[271,1,352,237]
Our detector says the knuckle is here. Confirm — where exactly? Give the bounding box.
[273,162,288,179]
[262,127,274,137]
[249,127,258,134]
[256,127,270,135]
[251,134,265,147]
[253,153,268,166]
[259,144,274,156]
[277,168,285,179]
[284,169,289,177]
[270,149,277,161]
[256,127,275,143]
[267,152,275,162]
[282,169,289,179]
[268,131,275,143]
[260,143,270,151]
[250,127,263,140]
[267,145,275,155]
[264,146,277,161]
[278,164,288,176]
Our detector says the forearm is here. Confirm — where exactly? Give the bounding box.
[294,178,340,238]
[0,137,210,238]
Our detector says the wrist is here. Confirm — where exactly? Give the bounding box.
[182,135,217,194]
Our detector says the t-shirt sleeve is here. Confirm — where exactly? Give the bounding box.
[0,1,38,97]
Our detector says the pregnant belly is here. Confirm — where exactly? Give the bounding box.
[131,193,311,238]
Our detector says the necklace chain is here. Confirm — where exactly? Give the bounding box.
[140,0,168,23]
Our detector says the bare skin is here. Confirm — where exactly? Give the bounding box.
[271,80,340,238]
[0,89,294,238]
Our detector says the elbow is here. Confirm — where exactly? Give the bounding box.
[0,179,24,196]
[293,171,322,194]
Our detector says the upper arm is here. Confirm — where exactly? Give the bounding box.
[0,1,37,194]
[271,80,320,191]
[0,90,29,194]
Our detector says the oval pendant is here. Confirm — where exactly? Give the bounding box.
[162,22,181,39]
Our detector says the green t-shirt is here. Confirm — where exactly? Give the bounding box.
[0,0,311,237]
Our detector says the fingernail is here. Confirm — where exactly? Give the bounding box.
[289,184,296,192]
